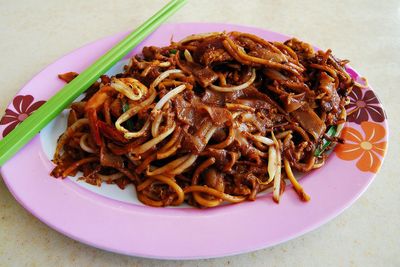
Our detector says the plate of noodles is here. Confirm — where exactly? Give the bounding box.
[0,23,388,259]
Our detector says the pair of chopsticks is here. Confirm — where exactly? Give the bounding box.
[0,0,187,166]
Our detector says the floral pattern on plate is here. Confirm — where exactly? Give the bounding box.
[335,121,387,173]
[347,87,386,124]
[0,95,46,137]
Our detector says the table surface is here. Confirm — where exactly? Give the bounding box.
[0,0,399,266]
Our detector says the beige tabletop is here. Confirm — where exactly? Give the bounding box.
[0,0,399,266]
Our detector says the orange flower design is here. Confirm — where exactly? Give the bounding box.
[335,121,387,173]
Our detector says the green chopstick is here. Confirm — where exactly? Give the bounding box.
[0,0,187,167]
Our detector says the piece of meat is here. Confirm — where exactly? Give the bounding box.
[193,36,233,65]
[58,72,78,83]
[201,48,232,65]
[99,146,125,169]
[142,46,163,60]
[176,54,218,87]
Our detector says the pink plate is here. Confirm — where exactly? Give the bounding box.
[0,23,389,259]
